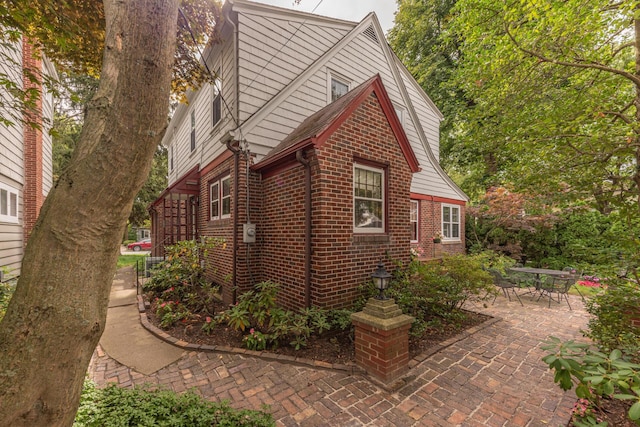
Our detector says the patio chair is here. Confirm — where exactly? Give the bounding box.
[489,269,523,306]
[563,267,585,301]
[537,276,573,310]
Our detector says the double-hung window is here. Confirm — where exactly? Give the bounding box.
[0,183,19,224]
[212,67,222,126]
[410,200,418,242]
[210,175,231,220]
[353,164,384,233]
[442,204,460,240]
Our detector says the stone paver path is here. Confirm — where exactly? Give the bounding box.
[88,274,589,427]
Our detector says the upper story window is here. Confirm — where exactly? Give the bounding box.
[410,200,418,242]
[329,73,350,103]
[210,175,231,220]
[442,204,460,240]
[190,111,196,152]
[395,106,405,127]
[169,145,174,171]
[212,67,222,126]
[0,183,19,224]
[353,164,384,233]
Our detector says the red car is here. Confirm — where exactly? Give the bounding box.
[127,238,151,252]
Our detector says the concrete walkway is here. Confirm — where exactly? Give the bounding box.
[88,268,590,426]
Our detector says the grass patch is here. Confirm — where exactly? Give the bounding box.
[569,284,604,298]
[117,254,148,269]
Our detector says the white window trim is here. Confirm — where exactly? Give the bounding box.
[327,71,350,104]
[410,200,419,243]
[210,175,231,221]
[0,182,19,224]
[353,164,385,234]
[442,203,461,241]
[394,105,405,128]
[212,66,222,127]
[190,110,196,152]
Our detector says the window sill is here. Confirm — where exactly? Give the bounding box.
[441,240,461,245]
[207,218,232,227]
[352,234,389,244]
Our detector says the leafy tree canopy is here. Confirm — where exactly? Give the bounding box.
[449,0,640,212]
[388,0,467,171]
[0,0,221,112]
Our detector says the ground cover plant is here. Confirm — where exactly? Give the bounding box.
[143,248,494,363]
[74,380,274,427]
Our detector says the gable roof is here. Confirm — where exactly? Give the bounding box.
[228,3,466,201]
[253,74,420,173]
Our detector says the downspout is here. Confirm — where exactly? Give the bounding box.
[225,6,240,304]
[227,139,241,304]
[296,149,312,308]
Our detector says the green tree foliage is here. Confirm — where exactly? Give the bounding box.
[450,0,640,212]
[129,146,168,226]
[388,0,468,174]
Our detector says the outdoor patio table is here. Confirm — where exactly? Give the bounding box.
[508,267,573,296]
[508,267,572,278]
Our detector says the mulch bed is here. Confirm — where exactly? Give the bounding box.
[145,297,491,365]
[568,399,636,427]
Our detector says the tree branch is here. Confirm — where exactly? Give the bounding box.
[504,24,640,87]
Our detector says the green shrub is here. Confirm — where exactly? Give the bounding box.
[388,255,495,330]
[541,338,640,426]
[144,238,224,323]
[74,380,274,427]
[0,273,16,322]
[583,280,640,360]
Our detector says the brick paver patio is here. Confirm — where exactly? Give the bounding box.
[88,269,589,426]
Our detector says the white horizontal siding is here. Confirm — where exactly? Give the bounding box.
[0,206,23,276]
[400,70,441,159]
[0,38,25,186]
[237,11,349,123]
[41,85,54,195]
[168,33,237,185]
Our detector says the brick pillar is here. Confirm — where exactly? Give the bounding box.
[351,298,414,384]
[22,38,44,247]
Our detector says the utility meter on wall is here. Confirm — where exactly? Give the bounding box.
[243,223,256,244]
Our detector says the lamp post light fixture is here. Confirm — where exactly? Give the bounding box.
[371,261,392,300]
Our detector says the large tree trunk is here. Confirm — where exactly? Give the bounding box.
[0,1,179,425]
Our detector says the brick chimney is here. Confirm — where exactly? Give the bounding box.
[21,38,44,247]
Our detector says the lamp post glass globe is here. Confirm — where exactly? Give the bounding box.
[372,261,391,300]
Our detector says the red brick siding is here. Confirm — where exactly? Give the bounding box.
[310,92,413,309]
[412,199,465,258]
[256,162,308,309]
[199,156,236,304]
[256,93,413,309]
[22,39,44,247]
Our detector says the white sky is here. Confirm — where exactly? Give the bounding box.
[249,0,399,34]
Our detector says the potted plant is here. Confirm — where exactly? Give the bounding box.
[433,231,443,244]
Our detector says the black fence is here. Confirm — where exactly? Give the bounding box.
[135,256,166,295]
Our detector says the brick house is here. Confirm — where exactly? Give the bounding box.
[0,37,55,279]
[151,0,468,309]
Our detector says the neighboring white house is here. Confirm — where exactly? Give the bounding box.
[152,0,468,308]
[0,37,55,279]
